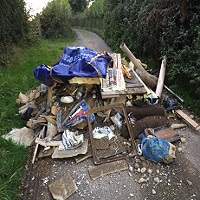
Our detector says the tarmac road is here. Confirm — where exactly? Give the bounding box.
[21,29,200,200]
[72,29,113,53]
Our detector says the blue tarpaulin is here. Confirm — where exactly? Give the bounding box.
[34,47,112,86]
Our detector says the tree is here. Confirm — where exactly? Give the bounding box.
[69,0,88,13]
[0,0,29,65]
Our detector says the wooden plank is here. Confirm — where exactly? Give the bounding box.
[117,53,122,68]
[101,87,147,99]
[35,138,62,147]
[110,53,118,68]
[69,77,100,84]
[155,56,167,99]
[175,109,200,131]
[120,43,158,89]
[101,65,147,98]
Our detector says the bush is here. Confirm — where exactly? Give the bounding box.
[40,0,74,39]
[0,0,29,66]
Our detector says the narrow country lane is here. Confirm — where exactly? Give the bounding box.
[72,29,113,53]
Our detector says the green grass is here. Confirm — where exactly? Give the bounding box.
[0,37,75,199]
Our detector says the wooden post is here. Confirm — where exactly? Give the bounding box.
[155,56,167,99]
[120,43,158,89]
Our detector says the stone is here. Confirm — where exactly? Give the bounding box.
[88,160,128,180]
[129,165,133,171]
[180,137,186,143]
[154,177,160,183]
[52,139,88,159]
[49,173,78,200]
[186,180,192,186]
[2,127,34,146]
[138,178,148,184]
[141,167,147,174]
[134,163,140,169]
[147,169,153,174]
[140,156,146,161]
[152,189,156,195]
[177,147,183,153]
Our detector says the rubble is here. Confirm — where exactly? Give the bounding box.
[88,160,128,180]
[48,173,78,200]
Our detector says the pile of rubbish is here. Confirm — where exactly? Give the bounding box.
[10,44,199,164]
[3,44,200,199]
[5,44,200,198]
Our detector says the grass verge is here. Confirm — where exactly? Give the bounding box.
[0,38,75,199]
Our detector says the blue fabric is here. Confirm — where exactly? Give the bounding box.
[34,47,112,86]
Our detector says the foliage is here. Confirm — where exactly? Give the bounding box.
[0,38,75,199]
[0,0,29,66]
[40,0,74,39]
[69,0,88,14]
[85,0,104,18]
[159,0,200,98]
[71,0,105,34]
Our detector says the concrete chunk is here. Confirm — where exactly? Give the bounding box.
[52,139,88,159]
[88,160,128,180]
[49,173,77,200]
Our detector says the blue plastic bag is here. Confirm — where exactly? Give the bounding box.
[34,47,112,86]
[141,135,171,163]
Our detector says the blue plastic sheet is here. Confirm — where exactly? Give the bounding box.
[34,64,54,87]
[34,47,112,86]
